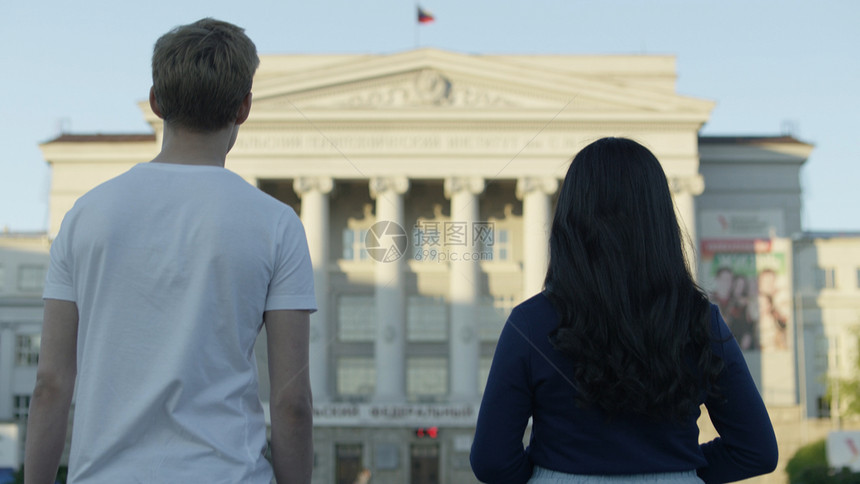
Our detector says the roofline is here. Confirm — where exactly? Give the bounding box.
[42,133,156,144]
[794,231,860,240]
[698,134,813,148]
[0,231,49,238]
[46,133,810,146]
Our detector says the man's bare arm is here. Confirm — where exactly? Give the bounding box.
[265,309,313,484]
[25,299,78,484]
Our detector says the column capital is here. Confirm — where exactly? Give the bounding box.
[369,176,410,199]
[293,177,334,196]
[516,177,559,200]
[443,177,485,198]
[668,174,705,196]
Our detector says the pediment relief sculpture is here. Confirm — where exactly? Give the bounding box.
[255,69,569,110]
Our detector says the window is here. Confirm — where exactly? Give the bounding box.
[337,295,375,342]
[814,267,836,289]
[336,357,375,398]
[407,296,447,341]
[17,265,46,292]
[482,228,510,261]
[13,394,30,421]
[342,228,369,261]
[479,295,515,341]
[817,396,831,419]
[856,268,860,289]
[12,394,31,454]
[407,357,447,400]
[15,334,40,366]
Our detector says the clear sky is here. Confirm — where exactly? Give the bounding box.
[1,0,857,232]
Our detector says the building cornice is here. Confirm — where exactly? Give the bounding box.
[698,135,813,165]
[41,133,156,144]
[0,296,45,308]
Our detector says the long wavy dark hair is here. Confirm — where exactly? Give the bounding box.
[544,137,722,420]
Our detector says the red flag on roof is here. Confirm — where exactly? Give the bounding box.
[418,6,434,23]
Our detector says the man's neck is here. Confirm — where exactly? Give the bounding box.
[151,123,238,167]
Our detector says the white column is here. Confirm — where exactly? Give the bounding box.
[369,177,410,402]
[445,177,485,402]
[293,177,334,402]
[670,175,705,279]
[517,177,559,299]
[0,327,15,419]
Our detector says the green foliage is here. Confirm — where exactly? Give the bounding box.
[786,439,860,483]
[790,467,860,484]
[11,465,67,484]
[786,439,827,483]
[827,328,860,419]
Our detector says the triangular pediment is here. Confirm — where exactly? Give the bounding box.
[250,49,713,116]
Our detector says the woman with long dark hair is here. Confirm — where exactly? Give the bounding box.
[471,138,777,483]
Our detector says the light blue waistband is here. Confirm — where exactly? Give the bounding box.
[527,466,705,484]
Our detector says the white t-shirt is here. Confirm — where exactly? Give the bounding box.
[43,162,317,483]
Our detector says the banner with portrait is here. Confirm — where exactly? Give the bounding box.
[701,239,791,352]
[699,237,795,405]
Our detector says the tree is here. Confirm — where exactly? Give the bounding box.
[786,439,860,483]
[827,326,860,425]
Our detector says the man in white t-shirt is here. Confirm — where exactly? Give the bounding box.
[25,18,316,484]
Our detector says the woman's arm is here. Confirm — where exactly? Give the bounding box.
[471,311,534,484]
[697,307,778,483]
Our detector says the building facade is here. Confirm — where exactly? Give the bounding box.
[0,232,51,474]
[793,233,860,421]
[21,49,843,483]
[696,136,811,409]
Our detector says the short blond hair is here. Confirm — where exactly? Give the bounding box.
[152,18,259,131]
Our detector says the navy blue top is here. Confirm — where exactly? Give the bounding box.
[471,294,778,484]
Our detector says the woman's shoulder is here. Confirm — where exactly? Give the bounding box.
[507,292,559,329]
[706,302,731,335]
[705,302,739,357]
[513,292,555,314]
[497,293,560,354]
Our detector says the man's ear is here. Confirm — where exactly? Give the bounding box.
[235,92,252,125]
[149,87,164,119]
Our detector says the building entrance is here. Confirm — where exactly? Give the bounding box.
[335,443,363,484]
[410,443,440,484]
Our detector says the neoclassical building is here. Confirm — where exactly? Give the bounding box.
[31,49,822,483]
[793,232,860,421]
[0,232,51,473]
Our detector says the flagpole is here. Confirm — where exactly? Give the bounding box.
[416,5,434,49]
[414,3,419,48]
